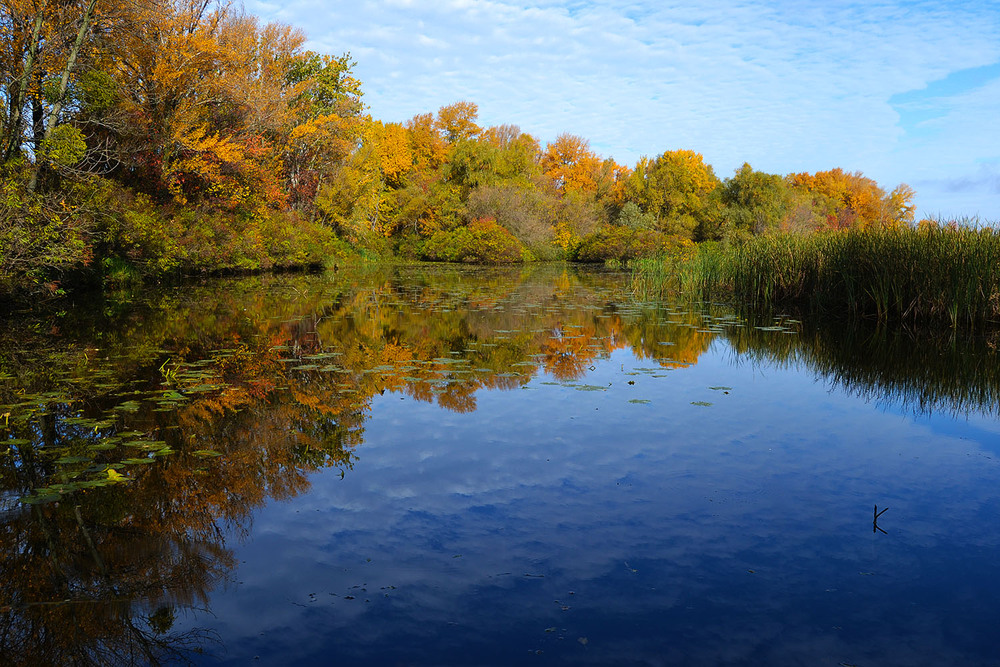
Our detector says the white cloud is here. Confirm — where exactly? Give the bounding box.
[248,0,1000,218]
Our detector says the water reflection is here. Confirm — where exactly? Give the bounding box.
[726,318,1000,417]
[0,264,999,664]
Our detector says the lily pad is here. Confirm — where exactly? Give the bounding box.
[191,449,223,458]
[20,493,61,505]
[54,456,91,464]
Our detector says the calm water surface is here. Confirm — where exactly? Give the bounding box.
[2,265,1000,666]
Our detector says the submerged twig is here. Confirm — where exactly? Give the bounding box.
[873,505,889,534]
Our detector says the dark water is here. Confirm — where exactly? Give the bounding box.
[2,264,1000,666]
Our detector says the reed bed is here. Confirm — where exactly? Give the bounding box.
[631,224,1000,328]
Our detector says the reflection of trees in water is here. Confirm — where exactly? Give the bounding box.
[0,297,366,664]
[724,316,1000,417]
[3,265,996,662]
[0,502,223,666]
[0,364,363,664]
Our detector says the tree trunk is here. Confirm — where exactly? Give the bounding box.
[28,0,99,192]
[1,2,47,164]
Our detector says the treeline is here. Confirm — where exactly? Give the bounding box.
[1,0,918,298]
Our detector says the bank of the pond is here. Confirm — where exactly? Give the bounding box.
[0,177,355,305]
[631,225,1000,329]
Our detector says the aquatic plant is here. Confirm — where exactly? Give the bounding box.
[632,223,1000,328]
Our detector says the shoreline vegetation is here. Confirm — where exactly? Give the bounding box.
[1,1,993,327]
[630,221,1000,329]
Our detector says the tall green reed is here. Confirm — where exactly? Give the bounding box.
[631,223,1000,328]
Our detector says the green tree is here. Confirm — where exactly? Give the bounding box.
[715,163,791,239]
[623,150,720,239]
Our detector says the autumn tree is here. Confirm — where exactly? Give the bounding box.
[623,149,720,239]
[445,130,539,193]
[283,51,364,208]
[481,124,541,182]
[0,0,134,188]
[884,183,917,228]
[787,168,915,230]
[405,112,447,174]
[88,0,363,216]
[315,118,415,245]
[434,100,480,144]
[540,133,602,194]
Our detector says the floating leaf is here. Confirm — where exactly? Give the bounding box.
[20,494,60,505]
[63,416,98,426]
[184,384,222,393]
[192,449,223,458]
[691,401,713,407]
[128,440,168,450]
[77,479,110,488]
[88,442,117,451]
[54,456,91,464]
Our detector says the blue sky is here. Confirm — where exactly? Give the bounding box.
[247,0,1000,220]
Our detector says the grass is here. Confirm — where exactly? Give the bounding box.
[631,221,1000,328]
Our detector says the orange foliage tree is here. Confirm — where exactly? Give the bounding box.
[787,168,915,230]
[540,133,602,194]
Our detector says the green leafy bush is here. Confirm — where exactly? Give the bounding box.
[571,226,692,263]
[421,217,526,264]
[0,167,98,297]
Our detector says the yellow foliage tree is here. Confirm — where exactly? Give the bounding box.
[623,150,719,239]
[316,118,413,242]
[405,112,447,173]
[434,100,481,144]
[372,121,413,187]
[540,133,602,194]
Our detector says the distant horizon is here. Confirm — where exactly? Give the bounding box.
[246,0,999,221]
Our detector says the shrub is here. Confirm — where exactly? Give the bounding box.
[0,166,98,297]
[421,217,526,264]
[465,184,555,250]
[571,226,692,263]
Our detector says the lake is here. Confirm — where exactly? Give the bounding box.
[2,264,1000,666]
